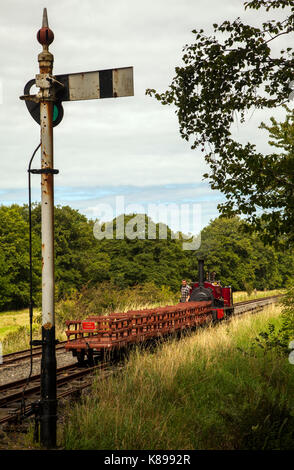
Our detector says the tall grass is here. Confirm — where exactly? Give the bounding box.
[233,289,283,303]
[0,309,64,354]
[0,309,30,340]
[62,306,294,450]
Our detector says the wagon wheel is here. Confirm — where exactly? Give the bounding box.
[86,349,94,367]
[76,350,85,365]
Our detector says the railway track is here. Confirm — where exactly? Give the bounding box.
[0,341,67,367]
[0,294,282,426]
[0,360,115,425]
[234,294,281,314]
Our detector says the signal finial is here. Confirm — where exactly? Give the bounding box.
[37,8,54,46]
[42,8,49,28]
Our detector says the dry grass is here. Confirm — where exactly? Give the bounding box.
[120,305,283,387]
[233,289,283,303]
[0,308,67,354]
[0,309,34,341]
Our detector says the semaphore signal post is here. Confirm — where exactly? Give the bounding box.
[20,8,134,448]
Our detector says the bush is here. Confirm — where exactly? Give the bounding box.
[280,283,294,347]
[253,283,294,354]
[55,281,178,328]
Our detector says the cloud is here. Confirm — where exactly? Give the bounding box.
[0,0,292,224]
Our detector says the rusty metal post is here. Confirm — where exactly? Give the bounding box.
[37,8,57,448]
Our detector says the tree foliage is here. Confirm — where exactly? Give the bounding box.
[146,0,294,244]
[0,203,294,311]
[0,205,41,309]
[197,217,288,290]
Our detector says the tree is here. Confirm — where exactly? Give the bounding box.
[1,203,293,311]
[195,216,291,291]
[146,0,294,244]
[0,205,41,309]
[30,204,111,297]
[96,214,192,291]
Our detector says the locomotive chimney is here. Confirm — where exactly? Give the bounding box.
[198,259,205,287]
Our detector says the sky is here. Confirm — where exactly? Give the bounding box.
[0,0,292,234]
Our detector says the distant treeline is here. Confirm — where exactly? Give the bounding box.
[0,203,293,311]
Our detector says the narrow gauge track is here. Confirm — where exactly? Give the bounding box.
[0,341,67,367]
[0,360,114,425]
[233,294,281,314]
[0,294,282,426]
[0,295,282,368]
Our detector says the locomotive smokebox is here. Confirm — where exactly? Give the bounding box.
[189,258,214,303]
[198,259,205,286]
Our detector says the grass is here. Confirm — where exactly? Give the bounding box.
[61,305,294,450]
[0,309,30,339]
[0,308,64,354]
[233,289,284,303]
[0,309,38,352]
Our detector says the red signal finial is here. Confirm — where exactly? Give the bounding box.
[37,8,54,46]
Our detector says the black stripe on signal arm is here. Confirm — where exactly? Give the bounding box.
[54,74,70,101]
[99,69,113,98]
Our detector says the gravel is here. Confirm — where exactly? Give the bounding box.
[0,348,77,386]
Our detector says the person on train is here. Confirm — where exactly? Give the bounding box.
[180,279,191,302]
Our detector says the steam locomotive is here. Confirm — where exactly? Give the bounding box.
[188,259,234,320]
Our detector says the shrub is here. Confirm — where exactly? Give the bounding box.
[55,281,178,328]
[253,283,294,355]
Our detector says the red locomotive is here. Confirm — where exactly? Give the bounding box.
[188,259,234,320]
[65,260,234,364]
